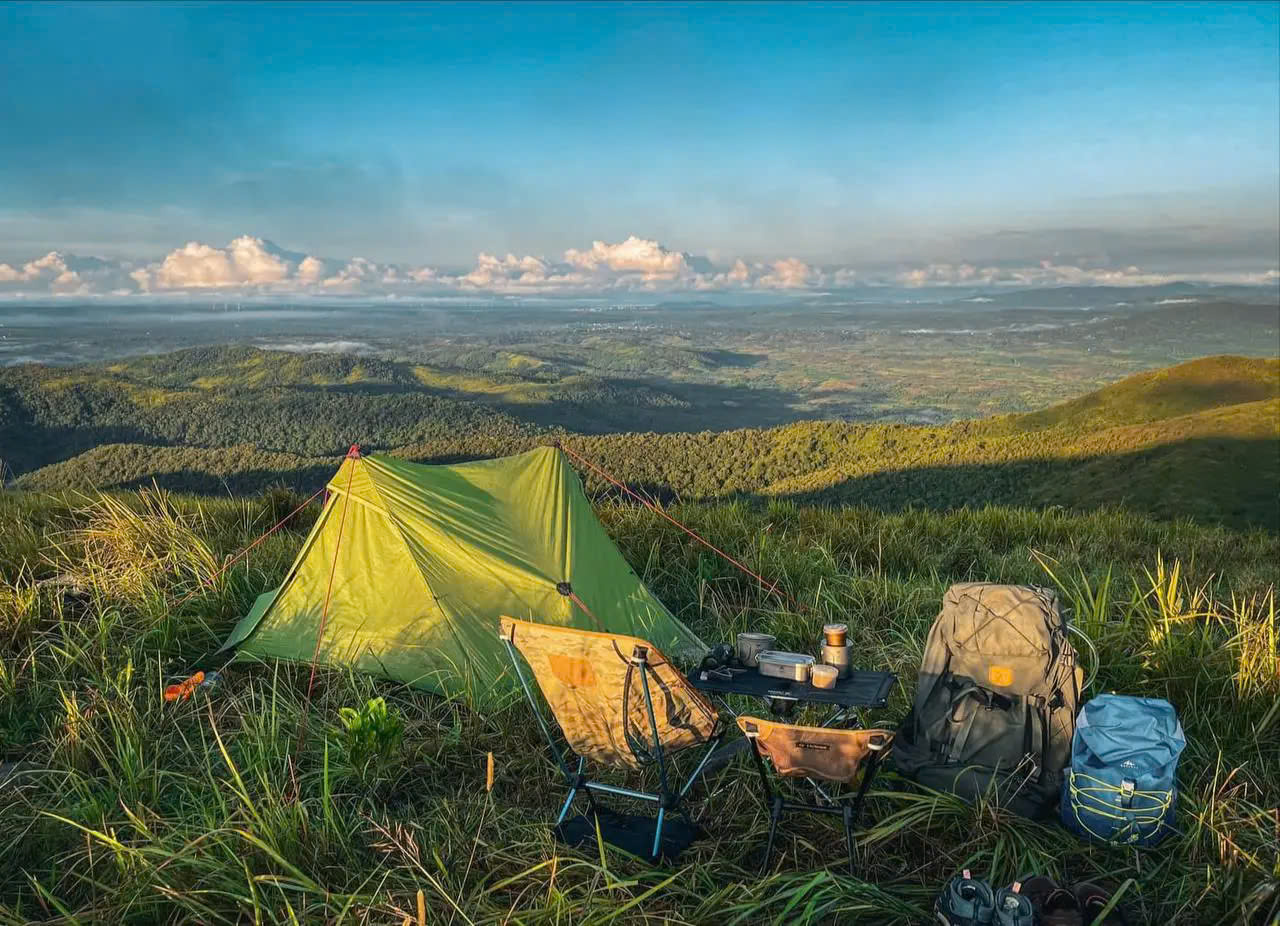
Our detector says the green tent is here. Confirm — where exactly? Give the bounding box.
[218,446,706,703]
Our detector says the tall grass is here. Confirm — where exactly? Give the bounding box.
[1,489,1277,924]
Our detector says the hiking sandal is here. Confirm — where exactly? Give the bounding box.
[993,881,1035,926]
[934,870,996,926]
[1073,881,1130,926]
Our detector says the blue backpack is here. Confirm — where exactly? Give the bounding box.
[1061,694,1185,846]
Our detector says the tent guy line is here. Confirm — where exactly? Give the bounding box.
[554,441,802,612]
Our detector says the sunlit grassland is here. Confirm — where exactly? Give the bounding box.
[1,488,1276,924]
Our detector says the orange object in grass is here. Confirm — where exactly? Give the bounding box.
[163,671,205,702]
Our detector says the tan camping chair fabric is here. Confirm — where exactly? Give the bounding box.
[738,715,894,874]
[736,716,893,783]
[499,616,723,859]
[500,616,717,769]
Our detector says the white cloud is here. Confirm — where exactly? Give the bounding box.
[321,257,383,290]
[133,236,293,290]
[1,232,1276,299]
[406,266,439,283]
[295,255,328,285]
[563,236,692,282]
[457,252,592,290]
[755,257,818,289]
[227,235,290,284]
[0,250,132,295]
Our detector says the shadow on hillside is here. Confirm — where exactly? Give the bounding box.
[764,436,1279,532]
[413,375,821,434]
[2,424,162,476]
[69,435,1279,532]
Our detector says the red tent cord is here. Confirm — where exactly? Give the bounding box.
[556,442,804,613]
[565,589,606,632]
[171,485,326,609]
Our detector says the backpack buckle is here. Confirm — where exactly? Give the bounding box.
[1120,778,1135,808]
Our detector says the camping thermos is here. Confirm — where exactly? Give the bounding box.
[821,644,850,677]
[736,632,776,667]
[821,624,850,677]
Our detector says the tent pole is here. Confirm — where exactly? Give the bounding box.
[296,447,360,757]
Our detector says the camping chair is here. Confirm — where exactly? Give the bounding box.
[737,715,893,874]
[499,616,725,860]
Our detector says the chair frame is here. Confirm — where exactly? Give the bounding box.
[500,632,724,859]
[742,722,888,875]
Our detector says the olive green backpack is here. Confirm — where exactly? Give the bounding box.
[892,584,1083,818]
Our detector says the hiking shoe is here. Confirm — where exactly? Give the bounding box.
[993,881,1035,926]
[1073,881,1130,926]
[1020,874,1061,913]
[934,870,996,926]
[1021,875,1085,926]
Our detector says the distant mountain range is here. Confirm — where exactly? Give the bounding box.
[7,349,1276,531]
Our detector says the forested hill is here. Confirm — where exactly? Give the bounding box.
[6,352,1277,531]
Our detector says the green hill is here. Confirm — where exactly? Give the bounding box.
[1009,355,1279,432]
[11,353,1278,530]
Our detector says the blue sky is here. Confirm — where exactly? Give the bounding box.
[0,1,1277,295]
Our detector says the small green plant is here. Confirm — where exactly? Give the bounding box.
[337,697,404,767]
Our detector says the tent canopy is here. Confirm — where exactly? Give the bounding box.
[218,446,706,704]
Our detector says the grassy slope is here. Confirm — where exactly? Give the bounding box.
[0,489,1276,924]
[2,356,1279,922]
[17,354,1279,530]
[1011,355,1280,431]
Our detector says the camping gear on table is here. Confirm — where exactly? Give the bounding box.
[213,447,706,707]
[809,664,838,689]
[699,643,736,671]
[689,664,894,715]
[500,616,723,860]
[892,583,1083,818]
[736,632,776,667]
[737,715,892,874]
[756,651,815,682]
[822,623,848,646]
[1062,694,1184,846]
[820,642,851,677]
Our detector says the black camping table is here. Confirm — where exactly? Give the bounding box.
[687,666,895,717]
[686,666,897,780]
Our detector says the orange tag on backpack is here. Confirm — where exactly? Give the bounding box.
[988,665,1014,687]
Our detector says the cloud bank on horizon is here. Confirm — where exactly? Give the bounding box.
[1,233,1276,300]
[2,3,1277,300]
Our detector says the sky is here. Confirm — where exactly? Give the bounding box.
[1,1,1277,298]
